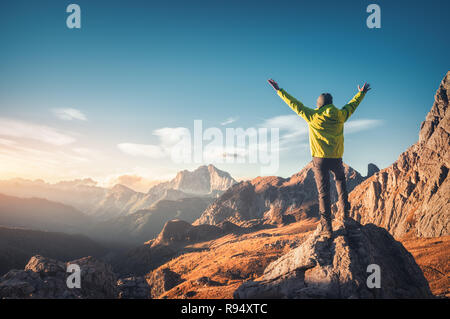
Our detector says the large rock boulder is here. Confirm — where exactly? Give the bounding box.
[0,255,117,299]
[234,218,433,299]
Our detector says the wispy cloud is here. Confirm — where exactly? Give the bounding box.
[117,143,166,158]
[72,147,105,160]
[0,118,76,145]
[0,142,93,182]
[118,127,190,159]
[53,108,87,121]
[0,138,17,146]
[103,173,163,193]
[345,119,383,133]
[153,127,190,146]
[221,117,239,126]
[259,114,308,150]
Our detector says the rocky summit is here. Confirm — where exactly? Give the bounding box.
[169,164,236,195]
[234,218,433,299]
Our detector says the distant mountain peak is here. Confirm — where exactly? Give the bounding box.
[167,164,236,195]
[110,183,136,194]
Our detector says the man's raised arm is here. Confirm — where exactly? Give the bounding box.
[267,79,315,123]
[338,82,371,122]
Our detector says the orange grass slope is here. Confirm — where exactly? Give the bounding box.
[149,219,317,299]
[400,234,450,298]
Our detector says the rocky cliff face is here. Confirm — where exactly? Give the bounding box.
[194,162,370,226]
[234,218,433,299]
[343,72,449,238]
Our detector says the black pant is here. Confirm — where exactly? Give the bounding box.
[312,157,350,218]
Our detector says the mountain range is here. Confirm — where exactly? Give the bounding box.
[0,164,236,221]
[0,165,236,244]
[0,193,90,234]
[0,72,448,298]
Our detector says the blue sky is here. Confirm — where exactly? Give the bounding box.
[0,0,449,187]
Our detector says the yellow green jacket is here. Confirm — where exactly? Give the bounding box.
[277,89,366,158]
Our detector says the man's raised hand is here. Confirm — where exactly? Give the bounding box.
[358,82,371,93]
[268,79,280,91]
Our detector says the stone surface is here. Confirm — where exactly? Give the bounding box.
[117,276,150,299]
[0,255,118,299]
[194,276,223,287]
[342,72,449,238]
[146,267,185,298]
[71,256,118,298]
[234,218,433,299]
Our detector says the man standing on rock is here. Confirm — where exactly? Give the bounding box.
[268,79,371,237]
